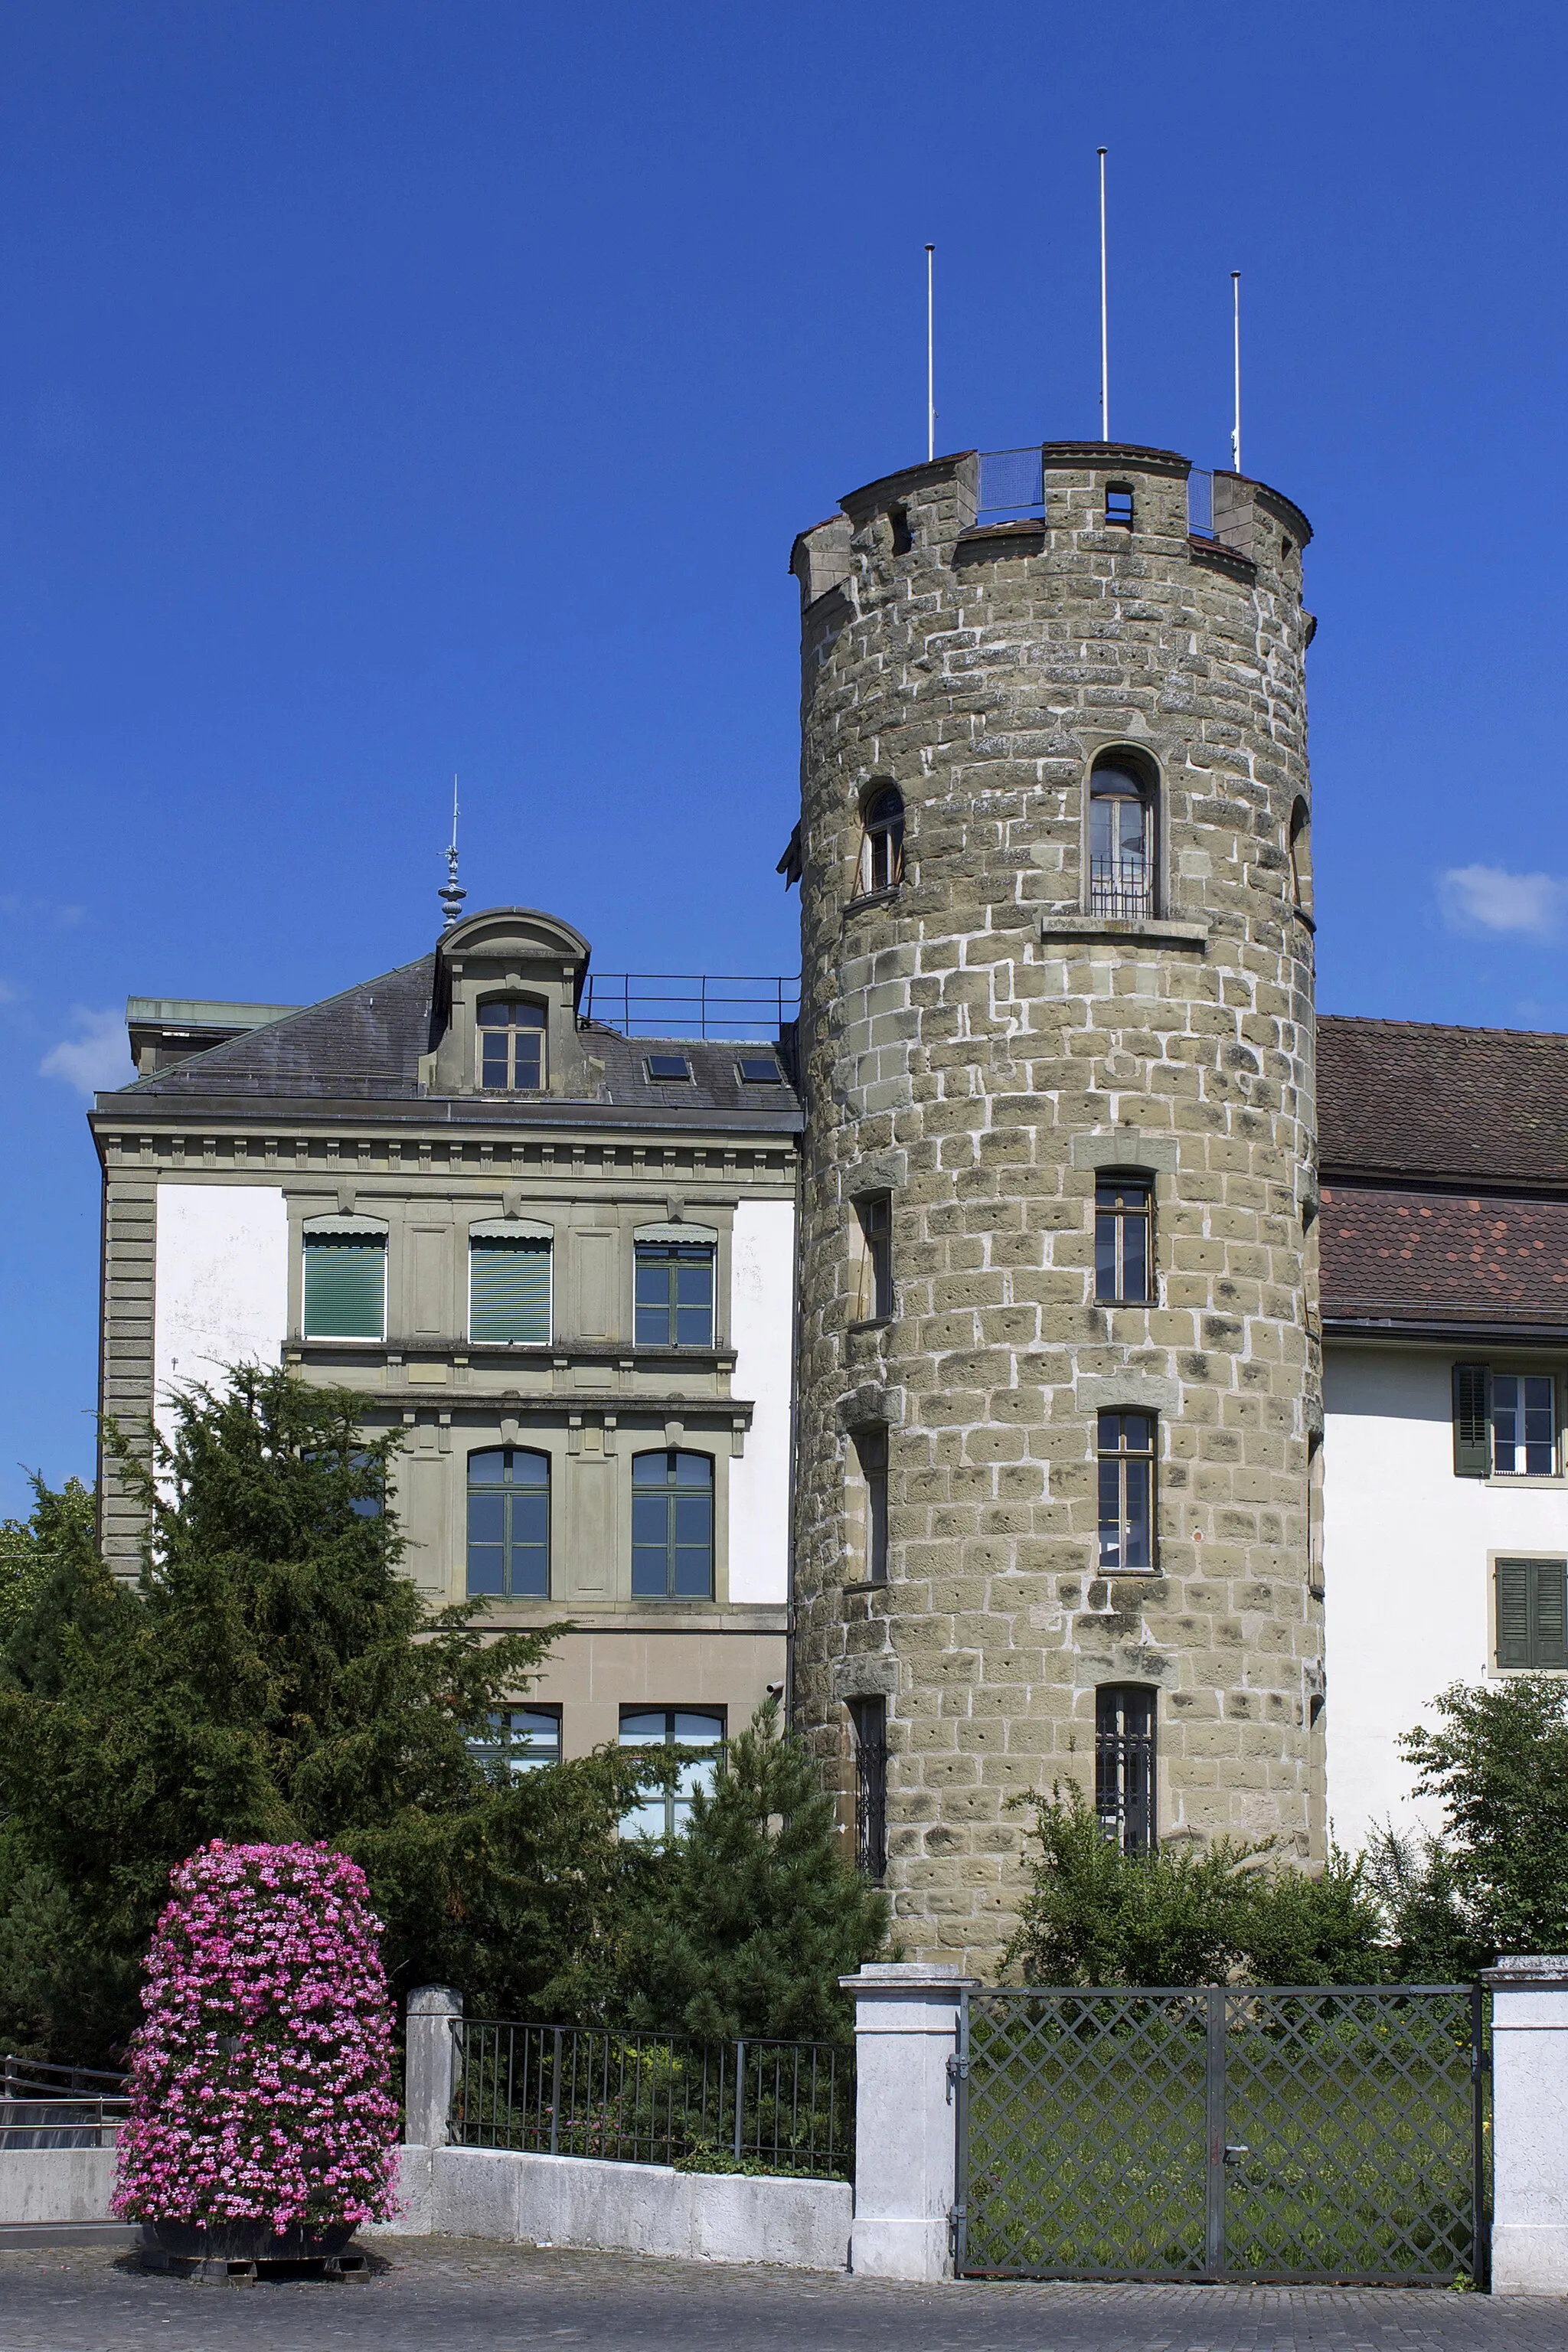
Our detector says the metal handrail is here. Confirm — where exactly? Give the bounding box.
[579,974,800,1042]
[0,2054,129,2150]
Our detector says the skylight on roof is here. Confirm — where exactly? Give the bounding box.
[646,1052,691,1081]
[737,1055,781,1083]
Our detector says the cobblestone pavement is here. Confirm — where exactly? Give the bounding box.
[0,2240,1564,2352]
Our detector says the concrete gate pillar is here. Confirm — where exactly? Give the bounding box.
[1485,1956,1568,2293]
[841,1962,974,2282]
[404,1984,462,2149]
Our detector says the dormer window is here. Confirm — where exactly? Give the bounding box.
[478,999,546,1091]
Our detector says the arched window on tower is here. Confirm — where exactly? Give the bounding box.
[1088,755,1155,920]
[1289,797,1313,920]
[857,786,904,899]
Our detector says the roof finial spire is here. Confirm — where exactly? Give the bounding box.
[439,774,466,930]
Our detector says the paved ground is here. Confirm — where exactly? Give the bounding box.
[0,2239,1563,2352]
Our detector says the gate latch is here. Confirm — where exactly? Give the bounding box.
[1223,2144,1250,2165]
[946,2051,969,2102]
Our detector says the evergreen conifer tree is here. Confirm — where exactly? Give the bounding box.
[0,1367,660,2059]
[623,1697,888,2043]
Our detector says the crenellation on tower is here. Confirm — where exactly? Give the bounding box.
[789,433,1323,1974]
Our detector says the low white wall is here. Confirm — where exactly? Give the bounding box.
[0,2148,118,2227]
[369,2145,850,2272]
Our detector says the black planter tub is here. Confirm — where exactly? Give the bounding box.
[138,2219,367,2280]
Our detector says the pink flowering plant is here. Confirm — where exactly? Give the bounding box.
[112,1840,400,2230]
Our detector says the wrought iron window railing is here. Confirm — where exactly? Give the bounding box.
[451,2018,851,2180]
[1095,1727,1157,1854]
[0,2055,129,2149]
[1089,857,1154,920]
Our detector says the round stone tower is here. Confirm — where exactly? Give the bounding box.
[787,443,1322,1974]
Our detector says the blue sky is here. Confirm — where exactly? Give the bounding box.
[4,1,1567,1513]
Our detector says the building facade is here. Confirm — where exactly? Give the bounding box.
[786,443,1323,1970]
[1318,1016,1568,1849]
[90,906,799,1779]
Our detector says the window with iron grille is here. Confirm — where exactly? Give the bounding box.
[848,1695,888,1880]
[477,998,546,1090]
[852,1192,893,1321]
[1088,753,1155,920]
[466,1447,550,1599]
[1098,1411,1155,1571]
[1096,1684,1156,1854]
[1096,1174,1151,1304]
[1496,1559,1568,1669]
[858,786,904,897]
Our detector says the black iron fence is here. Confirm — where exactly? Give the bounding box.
[955,1985,1486,2285]
[0,2055,129,2150]
[452,2020,851,2180]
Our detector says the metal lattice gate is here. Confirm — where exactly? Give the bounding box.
[953,1987,1488,2284]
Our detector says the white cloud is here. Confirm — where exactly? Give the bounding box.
[1438,864,1568,941]
[40,1007,132,1097]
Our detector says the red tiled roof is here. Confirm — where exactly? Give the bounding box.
[1319,1014,1568,1189]
[1320,1181,1568,1331]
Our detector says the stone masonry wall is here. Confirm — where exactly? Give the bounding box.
[789,443,1322,1975]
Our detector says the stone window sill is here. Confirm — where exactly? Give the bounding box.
[1487,1476,1568,1491]
[841,1578,889,1596]
[848,1315,895,1333]
[844,886,900,919]
[1040,914,1208,952]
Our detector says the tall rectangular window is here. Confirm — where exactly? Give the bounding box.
[1496,1559,1568,1669]
[1096,1684,1156,1853]
[478,999,546,1091]
[1492,1374,1557,1477]
[635,1244,714,1348]
[466,1447,550,1599]
[853,1194,893,1321]
[1096,1176,1151,1304]
[848,1697,888,1880]
[854,1427,889,1583]
[619,1707,724,1840]
[469,1237,551,1344]
[631,1450,714,1599]
[1098,1411,1155,1571]
[302,1231,387,1341]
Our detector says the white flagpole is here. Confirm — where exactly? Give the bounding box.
[1230,272,1242,475]
[925,244,936,462]
[1098,149,1109,441]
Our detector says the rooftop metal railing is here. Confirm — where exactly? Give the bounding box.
[976,446,1047,523]
[0,2055,129,2149]
[579,975,799,1042]
[452,2019,851,2180]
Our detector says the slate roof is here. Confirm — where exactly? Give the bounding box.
[105,955,801,1125]
[1319,1014,1568,1189]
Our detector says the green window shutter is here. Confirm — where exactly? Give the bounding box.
[303,1236,385,1340]
[1496,1560,1533,1667]
[1536,1563,1568,1670]
[1452,1362,1491,1478]
[470,1240,551,1344]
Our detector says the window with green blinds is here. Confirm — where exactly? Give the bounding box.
[1496,1558,1568,1669]
[302,1234,386,1340]
[469,1238,551,1344]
